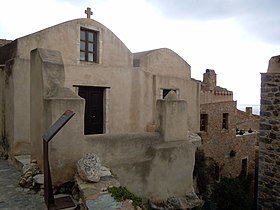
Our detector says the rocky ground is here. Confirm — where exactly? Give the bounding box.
[0,157,47,210]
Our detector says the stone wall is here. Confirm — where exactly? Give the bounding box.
[200,69,233,104]
[258,72,280,209]
[236,109,260,131]
[0,65,4,154]
[200,90,233,104]
[202,69,216,91]
[200,101,237,141]
[200,101,257,178]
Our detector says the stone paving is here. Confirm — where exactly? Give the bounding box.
[0,157,47,210]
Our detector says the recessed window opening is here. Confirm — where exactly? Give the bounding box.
[222,113,229,129]
[200,114,208,132]
[80,28,98,62]
[161,89,179,99]
[241,158,248,176]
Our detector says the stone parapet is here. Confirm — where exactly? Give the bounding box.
[156,91,188,142]
[258,73,280,210]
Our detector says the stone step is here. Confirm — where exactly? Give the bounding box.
[12,154,31,172]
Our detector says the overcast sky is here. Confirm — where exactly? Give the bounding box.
[0,0,279,105]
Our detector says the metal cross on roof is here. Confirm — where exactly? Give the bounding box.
[85,7,93,19]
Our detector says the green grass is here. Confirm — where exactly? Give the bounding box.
[108,186,143,209]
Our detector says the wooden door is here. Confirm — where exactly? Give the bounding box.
[78,87,104,135]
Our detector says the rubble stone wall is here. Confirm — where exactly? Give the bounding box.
[236,109,260,132]
[200,101,257,178]
[258,73,280,210]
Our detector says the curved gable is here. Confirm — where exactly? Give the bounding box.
[16,18,133,66]
[134,48,191,79]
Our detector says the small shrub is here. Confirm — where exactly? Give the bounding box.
[193,149,209,196]
[108,186,143,209]
[194,149,219,199]
[211,176,253,210]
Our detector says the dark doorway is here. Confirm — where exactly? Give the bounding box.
[78,86,104,135]
[241,158,248,175]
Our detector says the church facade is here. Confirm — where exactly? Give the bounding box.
[0,15,201,203]
[0,18,200,156]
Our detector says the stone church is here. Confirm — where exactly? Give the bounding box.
[0,10,202,205]
[0,9,263,207]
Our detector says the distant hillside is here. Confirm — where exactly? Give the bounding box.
[237,104,260,115]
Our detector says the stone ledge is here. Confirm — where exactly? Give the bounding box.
[13,154,31,172]
[75,174,139,210]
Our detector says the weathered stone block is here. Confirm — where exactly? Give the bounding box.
[260,111,272,117]
[269,133,277,139]
[260,123,272,130]
[266,105,275,111]
[267,83,278,87]
[273,98,280,104]
[275,92,280,97]
[261,99,272,105]
[261,75,272,82]
[77,153,102,182]
[267,55,280,73]
[269,120,279,125]
[273,110,279,116]
[261,137,272,144]
[272,87,278,91]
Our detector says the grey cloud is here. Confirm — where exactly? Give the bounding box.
[150,0,280,44]
[150,0,245,20]
[241,16,280,44]
[55,0,91,6]
[150,0,280,20]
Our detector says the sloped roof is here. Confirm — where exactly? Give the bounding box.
[133,49,158,59]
